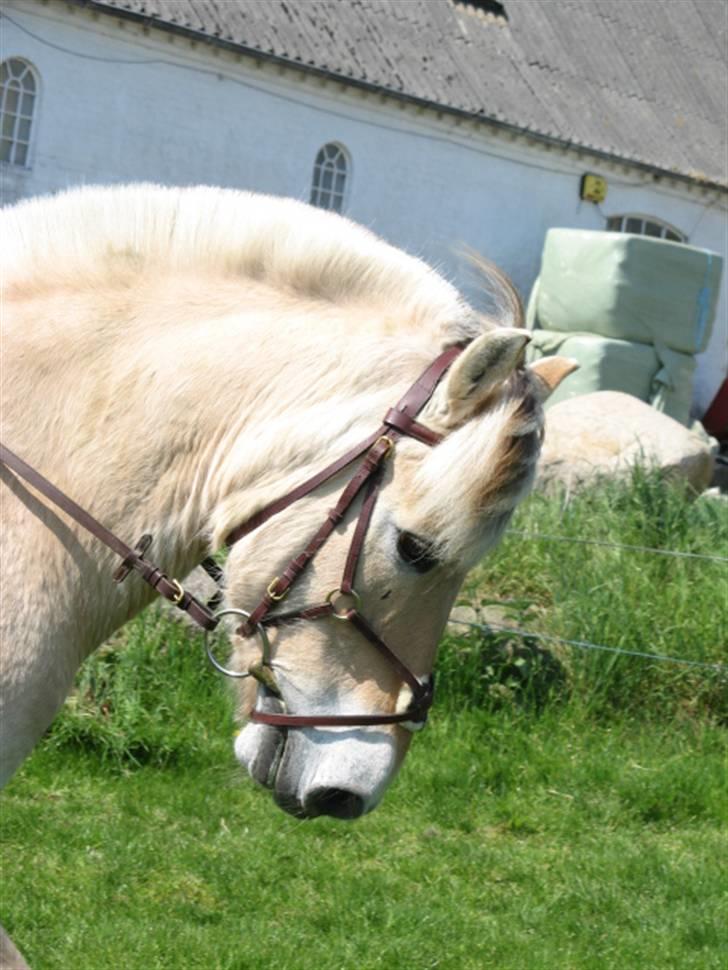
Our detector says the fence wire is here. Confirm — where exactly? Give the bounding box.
[450,522,727,674]
[447,619,727,673]
[505,530,728,564]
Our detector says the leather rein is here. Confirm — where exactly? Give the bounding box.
[0,345,462,732]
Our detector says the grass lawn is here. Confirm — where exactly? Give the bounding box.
[1,472,726,969]
[2,712,726,970]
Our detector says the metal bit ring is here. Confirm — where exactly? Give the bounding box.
[204,608,271,679]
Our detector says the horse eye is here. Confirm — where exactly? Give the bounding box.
[397,531,439,573]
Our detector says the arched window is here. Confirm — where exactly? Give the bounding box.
[606,213,685,243]
[310,143,349,213]
[1,58,37,168]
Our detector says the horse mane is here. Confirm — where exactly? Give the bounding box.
[1,183,512,347]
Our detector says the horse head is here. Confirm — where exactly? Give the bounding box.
[223,329,574,819]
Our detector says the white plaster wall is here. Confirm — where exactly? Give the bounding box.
[2,0,726,413]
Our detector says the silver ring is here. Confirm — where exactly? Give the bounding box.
[204,608,271,679]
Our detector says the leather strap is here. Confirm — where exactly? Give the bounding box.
[237,432,396,635]
[340,472,384,595]
[249,709,424,727]
[0,443,219,631]
[225,344,462,550]
[383,408,442,445]
[224,429,382,547]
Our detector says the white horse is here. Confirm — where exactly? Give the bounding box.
[0,185,573,822]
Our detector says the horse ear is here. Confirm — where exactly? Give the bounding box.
[528,356,579,401]
[440,329,531,412]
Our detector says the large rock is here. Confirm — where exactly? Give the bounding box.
[537,391,715,493]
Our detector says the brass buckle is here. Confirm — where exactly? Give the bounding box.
[375,435,395,457]
[170,579,185,605]
[326,587,362,620]
[266,576,288,602]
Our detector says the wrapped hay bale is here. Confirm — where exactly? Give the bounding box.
[528,330,658,408]
[527,330,696,426]
[531,230,722,355]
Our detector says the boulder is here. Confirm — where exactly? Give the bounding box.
[536,391,715,493]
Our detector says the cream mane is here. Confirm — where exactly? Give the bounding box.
[1,184,490,347]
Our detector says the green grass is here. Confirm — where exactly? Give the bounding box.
[1,471,727,969]
[449,465,727,721]
[2,714,726,970]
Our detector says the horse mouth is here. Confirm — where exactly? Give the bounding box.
[238,688,288,790]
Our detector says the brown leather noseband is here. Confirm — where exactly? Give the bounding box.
[0,345,462,732]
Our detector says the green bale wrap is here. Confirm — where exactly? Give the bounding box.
[533,230,722,355]
[528,330,696,425]
[649,342,696,425]
[528,330,658,408]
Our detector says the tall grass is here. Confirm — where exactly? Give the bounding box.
[440,466,727,721]
[44,609,234,770]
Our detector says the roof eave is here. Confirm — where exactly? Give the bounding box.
[73,0,728,194]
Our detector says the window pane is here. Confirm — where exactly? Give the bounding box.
[644,221,662,237]
[2,112,15,138]
[20,92,34,115]
[311,144,348,212]
[14,142,28,166]
[4,86,19,113]
[1,63,9,84]
[606,216,621,231]
[0,138,12,162]
[17,118,31,141]
[22,70,35,94]
[666,231,681,242]
[625,217,642,234]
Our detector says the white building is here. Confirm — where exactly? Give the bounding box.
[1,0,726,413]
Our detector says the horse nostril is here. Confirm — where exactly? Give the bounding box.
[305,787,366,820]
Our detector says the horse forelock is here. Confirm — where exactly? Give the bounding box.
[405,368,544,564]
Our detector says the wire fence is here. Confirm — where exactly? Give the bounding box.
[505,529,728,564]
[448,619,727,673]
[448,525,728,675]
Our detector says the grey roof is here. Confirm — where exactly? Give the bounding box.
[79,0,728,188]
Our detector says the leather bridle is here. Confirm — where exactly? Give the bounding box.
[0,345,462,732]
